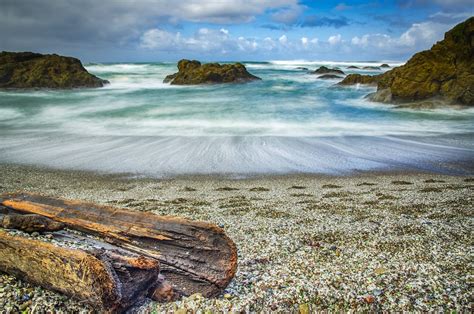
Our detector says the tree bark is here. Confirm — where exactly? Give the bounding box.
[0,229,160,313]
[0,192,237,298]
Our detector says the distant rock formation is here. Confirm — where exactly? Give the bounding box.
[338,73,381,86]
[380,64,390,68]
[347,66,360,69]
[163,60,261,85]
[295,67,309,71]
[318,74,343,80]
[0,52,108,89]
[312,66,345,75]
[362,66,381,70]
[338,17,474,107]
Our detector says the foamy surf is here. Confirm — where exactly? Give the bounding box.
[0,61,473,176]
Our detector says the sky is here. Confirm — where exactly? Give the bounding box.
[0,0,472,62]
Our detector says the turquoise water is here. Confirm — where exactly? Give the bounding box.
[0,61,473,176]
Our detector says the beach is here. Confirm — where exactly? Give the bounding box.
[0,163,472,312]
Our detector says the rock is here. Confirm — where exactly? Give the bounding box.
[367,88,392,102]
[312,66,345,75]
[338,73,381,86]
[362,66,381,70]
[380,63,390,68]
[347,65,360,69]
[295,67,308,70]
[318,74,343,80]
[371,17,474,107]
[163,59,261,85]
[0,51,108,89]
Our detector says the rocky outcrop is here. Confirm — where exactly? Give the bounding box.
[338,17,474,107]
[380,64,390,68]
[0,51,108,89]
[338,73,381,86]
[312,66,345,75]
[318,74,343,80]
[347,66,360,69]
[369,17,474,106]
[164,59,261,85]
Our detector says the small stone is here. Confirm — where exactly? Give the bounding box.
[19,300,32,311]
[31,232,40,237]
[374,267,387,275]
[224,293,232,299]
[329,245,337,251]
[373,289,383,296]
[299,303,310,314]
[364,295,376,304]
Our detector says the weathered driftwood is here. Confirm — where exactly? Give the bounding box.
[0,229,160,313]
[0,192,237,299]
[0,213,65,232]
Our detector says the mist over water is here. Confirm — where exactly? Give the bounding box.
[0,61,473,176]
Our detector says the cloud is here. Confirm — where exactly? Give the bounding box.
[0,0,299,52]
[396,0,474,11]
[350,19,459,55]
[301,16,350,28]
[328,34,342,45]
[270,4,305,25]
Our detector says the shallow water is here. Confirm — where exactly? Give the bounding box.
[0,61,473,176]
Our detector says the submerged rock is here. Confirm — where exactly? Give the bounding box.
[347,66,360,69]
[163,59,261,85]
[312,66,345,75]
[338,73,381,86]
[0,51,108,89]
[362,66,381,70]
[318,74,343,80]
[295,67,309,70]
[370,17,474,107]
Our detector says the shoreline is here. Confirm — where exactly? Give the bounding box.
[0,133,473,178]
[0,163,472,312]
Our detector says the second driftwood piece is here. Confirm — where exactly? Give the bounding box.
[0,192,238,298]
[0,229,160,313]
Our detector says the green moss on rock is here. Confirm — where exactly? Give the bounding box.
[338,73,381,86]
[312,66,345,75]
[372,17,474,106]
[0,51,108,89]
[163,59,261,85]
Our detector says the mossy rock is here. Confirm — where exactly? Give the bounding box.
[338,73,381,86]
[312,66,345,75]
[374,17,474,106]
[163,59,261,85]
[318,74,343,80]
[0,51,108,89]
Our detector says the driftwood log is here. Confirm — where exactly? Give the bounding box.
[0,192,237,311]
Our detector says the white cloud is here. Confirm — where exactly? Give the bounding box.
[279,35,288,45]
[328,34,342,45]
[301,37,308,46]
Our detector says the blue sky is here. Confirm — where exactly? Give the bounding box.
[1,0,472,62]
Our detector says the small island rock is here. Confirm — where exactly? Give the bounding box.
[318,74,343,80]
[0,51,108,89]
[312,66,345,75]
[163,60,261,85]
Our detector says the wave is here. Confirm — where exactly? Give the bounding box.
[0,134,472,176]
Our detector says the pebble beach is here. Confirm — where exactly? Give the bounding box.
[0,164,472,312]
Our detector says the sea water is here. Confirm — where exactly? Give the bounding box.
[0,61,473,176]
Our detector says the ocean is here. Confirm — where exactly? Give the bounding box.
[0,61,473,176]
